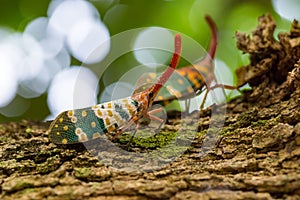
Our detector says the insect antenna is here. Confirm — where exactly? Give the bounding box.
[112,34,182,144]
[205,14,218,62]
[199,15,240,109]
[150,34,182,95]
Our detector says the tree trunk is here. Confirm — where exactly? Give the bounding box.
[1,14,300,200]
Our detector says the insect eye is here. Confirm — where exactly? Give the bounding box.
[149,92,154,98]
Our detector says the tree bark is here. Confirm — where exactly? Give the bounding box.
[1,14,300,200]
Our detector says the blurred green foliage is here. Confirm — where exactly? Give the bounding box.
[0,0,293,122]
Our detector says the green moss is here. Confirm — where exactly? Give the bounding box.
[235,110,258,128]
[251,119,268,127]
[195,130,207,136]
[52,148,59,153]
[220,126,240,136]
[25,128,32,133]
[36,155,60,174]
[21,188,39,195]
[137,131,177,148]
[158,145,188,158]
[0,136,9,142]
[251,118,278,128]
[13,181,35,191]
[114,128,197,159]
[74,167,91,179]
[0,159,36,174]
[16,154,24,159]
[117,130,179,149]
[0,159,16,168]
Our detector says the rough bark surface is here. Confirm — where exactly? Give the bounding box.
[1,14,300,200]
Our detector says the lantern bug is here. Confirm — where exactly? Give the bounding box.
[47,34,182,144]
[134,15,238,110]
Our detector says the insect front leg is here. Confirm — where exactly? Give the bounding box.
[111,116,138,141]
[124,107,166,148]
[126,122,139,149]
[147,107,167,135]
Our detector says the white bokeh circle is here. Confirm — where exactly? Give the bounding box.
[48,0,100,37]
[67,19,110,64]
[133,27,174,68]
[47,66,99,117]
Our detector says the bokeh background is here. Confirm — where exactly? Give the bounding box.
[0,0,299,122]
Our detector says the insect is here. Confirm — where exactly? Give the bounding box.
[134,15,237,110]
[47,34,182,144]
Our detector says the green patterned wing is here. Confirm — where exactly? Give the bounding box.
[134,67,205,104]
[48,97,140,144]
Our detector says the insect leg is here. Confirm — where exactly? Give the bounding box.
[200,84,240,109]
[127,108,165,148]
[111,116,138,141]
[126,123,139,149]
[147,107,166,135]
[209,83,238,91]
[147,107,164,115]
[200,88,210,109]
[184,99,191,115]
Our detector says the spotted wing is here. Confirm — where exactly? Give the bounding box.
[48,97,140,144]
[134,67,205,103]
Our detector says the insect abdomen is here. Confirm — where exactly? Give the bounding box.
[48,98,140,144]
[48,109,106,144]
